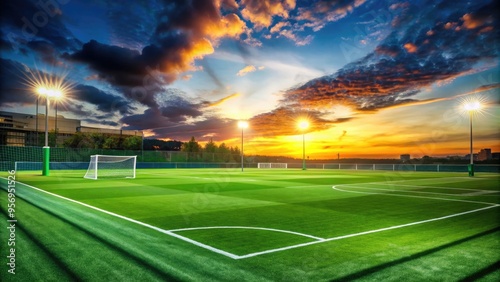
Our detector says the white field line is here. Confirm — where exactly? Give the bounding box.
[1,179,240,260]
[462,191,499,196]
[333,185,486,196]
[237,204,499,259]
[369,183,493,193]
[354,177,482,186]
[169,226,325,241]
[333,185,498,206]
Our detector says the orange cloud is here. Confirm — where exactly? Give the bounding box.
[461,13,491,29]
[241,0,296,28]
[207,92,240,107]
[403,43,418,53]
[237,65,257,76]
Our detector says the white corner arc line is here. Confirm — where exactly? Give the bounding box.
[0,178,240,260]
[169,226,325,241]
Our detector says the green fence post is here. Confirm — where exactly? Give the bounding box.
[468,164,474,177]
[42,146,50,176]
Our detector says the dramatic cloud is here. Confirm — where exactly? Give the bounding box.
[73,84,136,115]
[283,1,499,112]
[296,0,367,31]
[241,0,296,28]
[0,0,81,54]
[64,0,249,111]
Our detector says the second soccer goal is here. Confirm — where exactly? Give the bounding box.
[257,163,288,169]
[84,155,137,180]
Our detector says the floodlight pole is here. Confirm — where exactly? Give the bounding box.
[468,111,474,177]
[43,96,50,176]
[241,127,244,172]
[302,132,306,170]
[55,100,58,147]
[35,98,39,146]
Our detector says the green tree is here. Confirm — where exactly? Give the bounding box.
[103,135,120,149]
[63,132,92,148]
[123,136,142,150]
[182,137,201,152]
[90,133,106,149]
[204,138,217,153]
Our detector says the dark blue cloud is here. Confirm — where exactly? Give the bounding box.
[73,84,136,115]
[0,0,81,52]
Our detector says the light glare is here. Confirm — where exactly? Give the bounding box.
[463,101,481,111]
[238,121,249,129]
[298,120,309,130]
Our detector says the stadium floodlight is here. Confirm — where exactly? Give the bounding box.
[298,120,309,170]
[238,121,249,172]
[463,101,481,177]
[37,86,64,176]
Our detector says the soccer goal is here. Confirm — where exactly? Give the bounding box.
[84,155,137,180]
[257,163,288,169]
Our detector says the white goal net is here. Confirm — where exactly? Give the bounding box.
[257,163,288,169]
[84,155,137,180]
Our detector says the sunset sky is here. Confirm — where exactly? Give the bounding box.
[1,0,499,159]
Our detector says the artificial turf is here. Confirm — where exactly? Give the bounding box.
[0,169,499,281]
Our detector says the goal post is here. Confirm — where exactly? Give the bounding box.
[257,163,288,169]
[84,155,137,180]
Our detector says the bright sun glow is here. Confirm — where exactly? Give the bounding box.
[298,120,309,130]
[463,101,481,111]
[238,120,249,129]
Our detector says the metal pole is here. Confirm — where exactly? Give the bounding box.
[470,111,473,165]
[42,97,50,176]
[302,133,306,170]
[55,101,58,147]
[468,111,474,177]
[45,97,49,147]
[35,98,39,146]
[241,128,244,172]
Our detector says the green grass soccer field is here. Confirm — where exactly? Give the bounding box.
[1,169,499,281]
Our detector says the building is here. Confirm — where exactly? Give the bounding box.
[400,154,410,162]
[0,110,142,147]
[477,148,492,161]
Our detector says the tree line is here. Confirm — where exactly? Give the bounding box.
[62,132,142,150]
[61,133,241,156]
